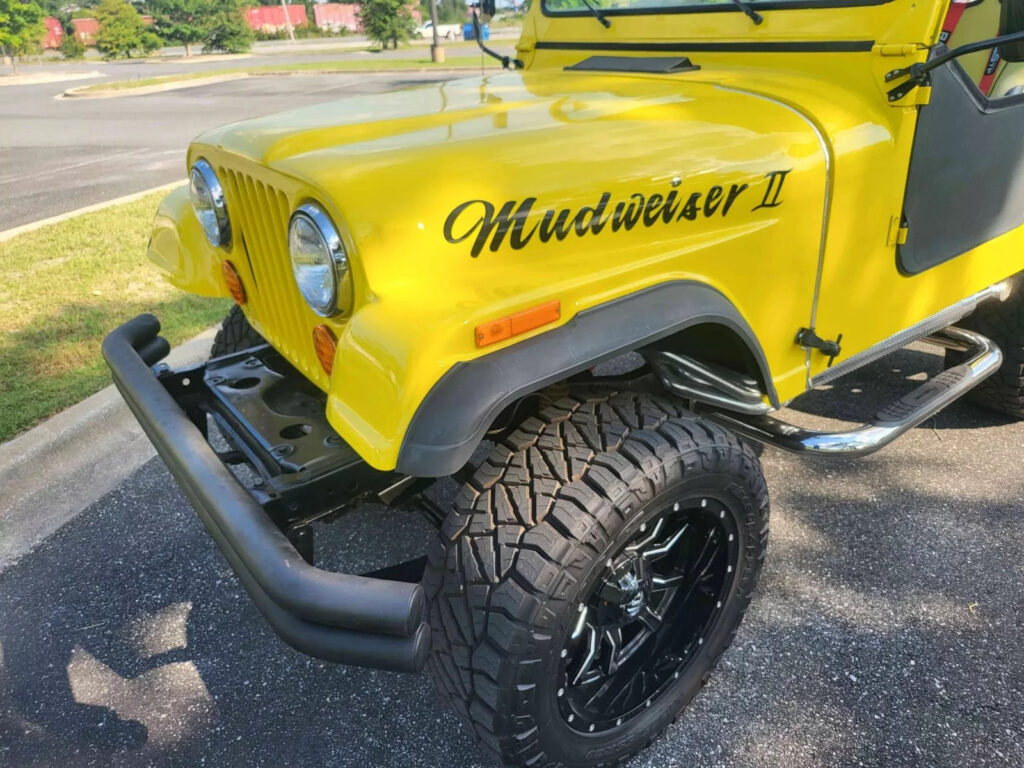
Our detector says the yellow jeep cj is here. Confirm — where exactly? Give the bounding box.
[103,0,1024,761]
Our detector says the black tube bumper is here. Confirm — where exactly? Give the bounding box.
[102,314,429,673]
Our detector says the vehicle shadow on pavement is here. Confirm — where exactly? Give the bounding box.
[787,344,1014,430]
[0,461,485,767]
[1,348,1022,766]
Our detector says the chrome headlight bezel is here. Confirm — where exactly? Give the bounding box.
[189,159,231,248]
[288,202,353,318]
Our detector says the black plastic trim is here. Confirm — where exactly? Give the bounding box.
[397,281,778,477]
[565,55,701,73]
[535,40,875,53]
[102,314,429,673]
[897,52,1024,275]
[541,0,891,18]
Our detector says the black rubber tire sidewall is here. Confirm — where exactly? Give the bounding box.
[947,275,1024,420]
[529,471,763,765]
[424,392,769,768]
[210,305,266,357]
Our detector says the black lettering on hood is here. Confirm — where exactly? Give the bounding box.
[443,171,790,258]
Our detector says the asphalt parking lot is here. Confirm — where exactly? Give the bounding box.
[1,343,1022,768]
[0,70,463,230]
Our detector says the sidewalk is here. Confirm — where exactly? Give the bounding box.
[0,328,216,571]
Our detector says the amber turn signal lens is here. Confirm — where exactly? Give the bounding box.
[312,324,337,375]
[221,260,246,305]
[475,300,561,348]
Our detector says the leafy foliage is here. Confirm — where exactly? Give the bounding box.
[423,0,464,24]
[148,0,207,56]
[58,26,85,57]
[0,0,45,73]
[202,0,252,53]
[358,0,415,49]
[94,0,161,58]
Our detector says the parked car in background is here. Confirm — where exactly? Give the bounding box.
[414,20,461,39]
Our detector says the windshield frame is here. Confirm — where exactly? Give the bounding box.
[540,0,893,20]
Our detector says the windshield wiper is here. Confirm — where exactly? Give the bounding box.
[579,0,612,28]
[728,0,764,25]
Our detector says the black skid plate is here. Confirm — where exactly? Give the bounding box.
[158,345,395,528]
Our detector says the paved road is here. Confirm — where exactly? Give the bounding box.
[0,64,487,230]
[1,345,1022,767]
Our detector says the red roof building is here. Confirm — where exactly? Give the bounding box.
[313,3,361,33]
[243,5,309,32]
[70,18,99,45]
[42,17,64,49]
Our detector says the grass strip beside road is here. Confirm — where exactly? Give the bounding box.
[75,55,503,94]
[0,190,230,442]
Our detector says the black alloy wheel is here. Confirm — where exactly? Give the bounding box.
[425,390,769,768]
[558,495,737,733]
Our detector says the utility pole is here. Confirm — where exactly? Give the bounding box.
[281,0,296,43]
[429,0,444,63]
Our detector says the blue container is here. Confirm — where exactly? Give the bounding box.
[463,22,490,41]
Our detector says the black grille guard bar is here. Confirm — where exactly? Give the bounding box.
[102,314,429,673]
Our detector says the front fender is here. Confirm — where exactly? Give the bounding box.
[397,280,776,476]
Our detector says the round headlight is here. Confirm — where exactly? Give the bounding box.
[288,203,351,317]
[189,159,230,247]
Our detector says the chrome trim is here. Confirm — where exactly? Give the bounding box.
[648,350,772,415]
[190,158,231,248]
[702,327,1001,458]
[288,202,353,318]
[715,85,834,385]
[810,281,1009,388]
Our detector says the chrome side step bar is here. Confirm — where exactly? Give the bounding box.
[701,327,1001,457]
[647,350,772,416]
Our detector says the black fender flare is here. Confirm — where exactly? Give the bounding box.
[396,280,778,477]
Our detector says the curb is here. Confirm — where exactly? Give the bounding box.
[0,328,217,572]
[60,66,493,99]
[0,181,185,243]
[61,72,249,99]
[0,70,105,88]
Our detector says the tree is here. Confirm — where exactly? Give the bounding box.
[421,0,463,24]
[94,0,161,58]
[203,0,251,53]
[358,0,414,50]
[148,0,207,56]
[58,26,85,57]
[0,0,45,74]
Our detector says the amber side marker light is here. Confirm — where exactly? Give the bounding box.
[221,260,246,305]
[475,300,561,348]
[313,324,337,375]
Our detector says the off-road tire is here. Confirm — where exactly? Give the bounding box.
[210,305,266,357]
[947,277,1024,419]
[423,390,769,768]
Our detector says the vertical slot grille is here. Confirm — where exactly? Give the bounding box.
[222,169,322,384]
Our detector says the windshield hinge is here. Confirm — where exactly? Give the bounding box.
[796,328,843,367]
[874,43,919,57]
[887,215,909,246]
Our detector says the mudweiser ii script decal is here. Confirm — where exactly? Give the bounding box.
[443,170,791,258]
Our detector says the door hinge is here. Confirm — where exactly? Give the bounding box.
[797,328,843,366]
[887,215,909,246]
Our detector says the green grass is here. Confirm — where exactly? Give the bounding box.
[76,55,504,93]
[0,191,231,442]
